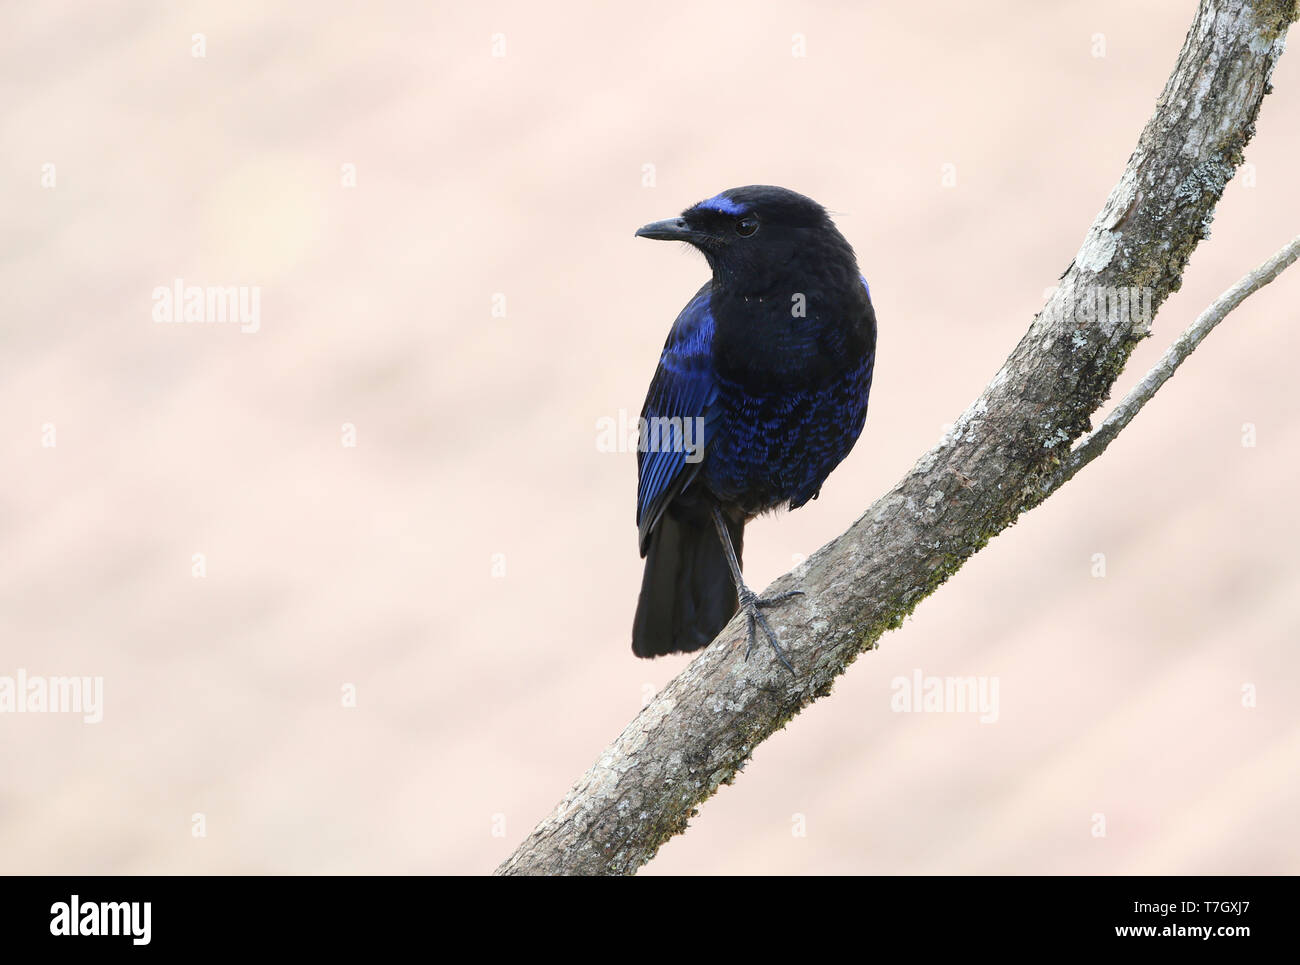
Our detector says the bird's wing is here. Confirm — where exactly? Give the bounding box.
[636,284,718,554]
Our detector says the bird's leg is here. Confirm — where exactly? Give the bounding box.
[711,507,803,674]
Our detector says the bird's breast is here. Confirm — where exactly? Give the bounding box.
[703,348,874,516]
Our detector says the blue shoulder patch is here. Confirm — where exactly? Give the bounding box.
[636,288,719,547]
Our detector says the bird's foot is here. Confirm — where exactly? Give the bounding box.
[738,588,804,674]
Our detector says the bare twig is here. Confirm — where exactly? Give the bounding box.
[1045,234,1300,492]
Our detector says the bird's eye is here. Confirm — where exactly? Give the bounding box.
[735,217,759,237]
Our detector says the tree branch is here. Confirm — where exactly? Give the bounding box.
[497,0,1299,876]
[1044,234,1300,493]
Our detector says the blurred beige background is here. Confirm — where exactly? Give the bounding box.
[2,0,1297,875]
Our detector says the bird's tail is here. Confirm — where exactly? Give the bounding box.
[632,512,741,658]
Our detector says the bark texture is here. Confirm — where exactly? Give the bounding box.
[497,0,1298,876]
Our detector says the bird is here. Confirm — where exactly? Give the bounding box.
[631,185,877,672]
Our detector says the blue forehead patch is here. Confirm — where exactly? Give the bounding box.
[694,193,745,216]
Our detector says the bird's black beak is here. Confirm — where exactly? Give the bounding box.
[635,217,705,243]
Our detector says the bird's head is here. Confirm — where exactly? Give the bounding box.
[635,185,854,291]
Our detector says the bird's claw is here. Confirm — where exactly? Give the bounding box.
[738,588,801,674]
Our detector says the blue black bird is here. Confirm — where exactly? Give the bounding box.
[631,185,876,671]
